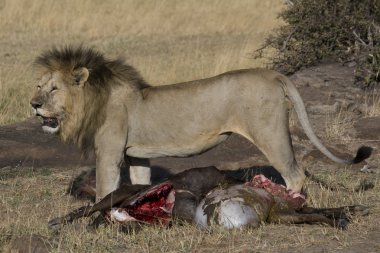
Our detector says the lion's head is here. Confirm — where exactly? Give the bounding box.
[30,46,149,154]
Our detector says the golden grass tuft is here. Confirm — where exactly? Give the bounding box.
[323,109,353,142]
[364,90,380,117]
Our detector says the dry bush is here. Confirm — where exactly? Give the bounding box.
[255,0,380,87]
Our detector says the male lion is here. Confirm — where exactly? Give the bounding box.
[30,46,371,201]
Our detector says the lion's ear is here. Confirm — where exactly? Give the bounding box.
[72,67,89,87]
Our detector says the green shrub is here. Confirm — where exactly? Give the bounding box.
[255,0,380,87]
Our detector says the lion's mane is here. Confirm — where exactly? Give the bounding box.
[34,46,150,155]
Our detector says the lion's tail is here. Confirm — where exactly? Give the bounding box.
[276,75,372,165]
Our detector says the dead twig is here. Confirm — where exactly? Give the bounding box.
[281,28,297,52]
[372,22,380,34]
[284,0,294,6]
[368,25,373,48]
[252,44,270,59]
[353,30,368,47]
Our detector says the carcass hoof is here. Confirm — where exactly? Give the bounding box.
[337,218,349,230]
[48,217,66,231]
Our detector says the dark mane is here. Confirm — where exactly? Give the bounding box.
[34,45,150,90]
[34,45,150,156]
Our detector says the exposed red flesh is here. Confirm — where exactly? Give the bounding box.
[128,189,174,223]
[246,175,306,208]
[108,183,175,225]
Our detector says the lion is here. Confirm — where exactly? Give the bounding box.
[30,46,371,201]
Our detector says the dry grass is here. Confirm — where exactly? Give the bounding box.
[0,0,284,125]
[323,109,354,142]
[363,90,380,117]
[322,89,380,142]
[1,1,379,252]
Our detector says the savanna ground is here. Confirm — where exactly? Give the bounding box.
[0,0,380,252]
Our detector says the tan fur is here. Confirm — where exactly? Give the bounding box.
[31,46,367,201]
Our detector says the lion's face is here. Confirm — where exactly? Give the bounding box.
[30,69,88,135]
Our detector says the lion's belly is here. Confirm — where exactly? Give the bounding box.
[125,133,230,158]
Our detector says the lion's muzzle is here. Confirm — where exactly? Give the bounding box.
[30,96,60,133]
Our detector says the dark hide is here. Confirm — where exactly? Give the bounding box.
[49,166,368,231]
[49,166,239,229]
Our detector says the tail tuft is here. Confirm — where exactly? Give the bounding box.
[353,146,373,164]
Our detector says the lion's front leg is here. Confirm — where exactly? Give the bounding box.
[95,124,128,202]
[127,157,151,185]
[96,156,122,202]
[96,146,123,201]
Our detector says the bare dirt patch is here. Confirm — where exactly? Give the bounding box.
[355,117,380,140]
[0,118,92,168]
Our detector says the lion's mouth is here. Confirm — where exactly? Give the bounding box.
[107,182,175,225]
[41,116,59,128]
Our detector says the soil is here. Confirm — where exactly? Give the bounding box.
[1,62,380,252]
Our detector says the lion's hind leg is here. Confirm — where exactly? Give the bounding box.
[127,157,152,185]
[238,106,306,192]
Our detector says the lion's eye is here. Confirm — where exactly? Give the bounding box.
[50,86,58,93]
[37,85,41,90]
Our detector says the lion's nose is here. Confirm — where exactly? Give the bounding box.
[30,100,42,109]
